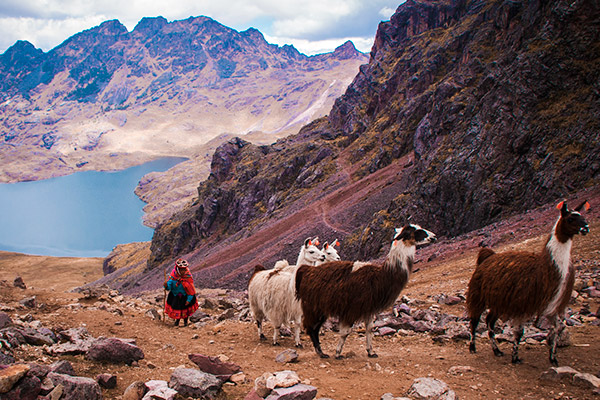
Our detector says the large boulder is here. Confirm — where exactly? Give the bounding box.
[169,367,222,399]
[1,374,41,400]
[188,353,242,381]
[406,377,456,400]
[19,327,56,346]
[49,327,95,355]
[0,312,12,329]
[122,381,148,400]
[86,337,144,364]
[0,364,30,393]
[47,372,102,400]
[49,360,75,376]
[264,383,318,400]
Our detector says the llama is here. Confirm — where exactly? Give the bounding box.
[317,239,341,264]
[295,224,436,358]
[248,238,325,346]
[466,200,590,365]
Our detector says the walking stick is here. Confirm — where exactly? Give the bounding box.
[163,268,168,324]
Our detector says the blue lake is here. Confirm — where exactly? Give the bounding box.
[0,157,186,258]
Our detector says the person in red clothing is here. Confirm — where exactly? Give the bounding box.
[164,258,199,326]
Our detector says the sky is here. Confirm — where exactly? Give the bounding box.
[0,0,404,56]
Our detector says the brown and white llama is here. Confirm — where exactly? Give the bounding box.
[295,225,436,358]
[248,238,325,346]
[466,200,590,365]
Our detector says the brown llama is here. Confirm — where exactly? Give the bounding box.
[466,200,590,365]
[295,224,436,359]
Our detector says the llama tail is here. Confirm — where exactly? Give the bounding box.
[477,248,495,266]
[273,259,290,272]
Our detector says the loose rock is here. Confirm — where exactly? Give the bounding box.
[275,349,299,364]
[169,367,223,399]
[406,377,456,400]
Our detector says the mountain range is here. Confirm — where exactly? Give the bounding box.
[0,15,367,194]
[100,0,600,293]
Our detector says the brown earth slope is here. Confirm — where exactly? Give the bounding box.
[1,196,599,399]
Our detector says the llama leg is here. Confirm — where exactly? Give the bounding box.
[293,321,303,348]
[334,323,352,359]
[272,324,281,346]
[256,318,266,341]
[365,317,378,358]
[308,316,328,358]
[469,314,481,353]
[486,313,503,357]
[511,324,524,364]
[546,315,563,366]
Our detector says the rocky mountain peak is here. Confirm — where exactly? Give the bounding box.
[332,40,362,60]
[133,16,169,35]
[240,27,265,42]
[371,0,465,60]
[0,40,42,67]
[280,43,303,59]
[95,19,128,36]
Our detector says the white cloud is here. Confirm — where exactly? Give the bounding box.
[379,6,397,19]
[0,16,108,52]
[0,0,403,54]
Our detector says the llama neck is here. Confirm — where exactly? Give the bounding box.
[295,250,305,266]
[543,220,573,316]
[296,248,313,266]
[383,242,415,275]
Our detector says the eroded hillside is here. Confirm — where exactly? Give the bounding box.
[134,0,599,291]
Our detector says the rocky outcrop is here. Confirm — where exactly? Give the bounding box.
[327,0,600,240]
[147,131,338,269]
[86,337,144,364]
[143,0,599,279]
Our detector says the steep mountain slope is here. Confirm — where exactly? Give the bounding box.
[112,0,599,292]
[0,17,367,183]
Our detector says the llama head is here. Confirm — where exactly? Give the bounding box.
[298,237,326,265]
[393,224,437,247]
[322,239,341,262]
[556,200,590,240]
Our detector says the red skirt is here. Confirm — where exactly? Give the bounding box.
[165,292,199,319]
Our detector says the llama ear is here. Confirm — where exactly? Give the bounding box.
[335,240,340,247]
[323,242,329,250]
[414,229,429,242]
[395,226,413,241]
[304,238,312,247]
[575,200,590,212]
[556,201,564,210]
